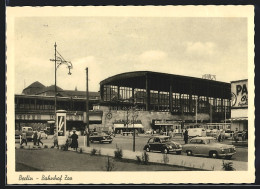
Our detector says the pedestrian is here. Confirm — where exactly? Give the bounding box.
[245,129,248,140]
[221,130,225,141]
[172,129,176,138]
[184,129,189,144]
[218,133,221,142]
[32,130,38,146]
[233,128,239,143]
[169,130,172,139]
[242,130,246,141]
[70,130,78,151]
[53,130,58,148]
[20,131,27,146]
[216,129,221,141]
[37,130,43,146]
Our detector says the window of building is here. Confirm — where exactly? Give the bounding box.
[134,88,146,104]
[159,91,169,111]
[172,93,180,112]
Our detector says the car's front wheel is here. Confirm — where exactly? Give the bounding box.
[162,148,169,154]
[209,151,218,158]
[187,150,192,156]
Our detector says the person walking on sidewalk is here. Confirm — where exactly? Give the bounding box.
[20,131,27,146]
[242,130,246,141]
[233,128,239,143]
[70,130,78,151]
[53,130,58,148]
[37,130,43,146]
[32,130,38,146]
[184,129,189,144]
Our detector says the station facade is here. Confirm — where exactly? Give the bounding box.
[98,71,231,134]
[15,71,232,135]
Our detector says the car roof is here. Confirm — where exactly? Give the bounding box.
[191,137,215,140]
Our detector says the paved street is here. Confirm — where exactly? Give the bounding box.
[16,134,248,162]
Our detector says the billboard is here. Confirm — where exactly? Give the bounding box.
[231,80,248,108]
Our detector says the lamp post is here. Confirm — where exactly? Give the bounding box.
[86,67,90,147]
[50,42,73,133]
[195,98,198,124]
[132,107,138,152]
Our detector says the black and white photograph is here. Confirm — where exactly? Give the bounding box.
[6,6,254,184]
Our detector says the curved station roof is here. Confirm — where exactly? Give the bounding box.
[100,71,231,99]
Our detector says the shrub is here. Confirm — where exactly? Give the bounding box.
[79,148,83,153]
[222,160,235,171]
[44,145,48,148]
[114,147,123,160]
[142,151,149,165]
[136,155,142,164]
[162,154,169,164]
[91,148,97,156]
[105,156,115,171]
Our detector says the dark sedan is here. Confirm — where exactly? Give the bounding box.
[143,136,182,154]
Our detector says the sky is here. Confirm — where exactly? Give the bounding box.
[14,17,248,94]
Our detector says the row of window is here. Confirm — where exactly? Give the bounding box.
[103,85,231,113]
[15,99,87,111]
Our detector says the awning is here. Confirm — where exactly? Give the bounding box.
[113,123,143,129]
[228,117,248,121]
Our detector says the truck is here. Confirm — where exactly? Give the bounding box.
[15,127,34,141]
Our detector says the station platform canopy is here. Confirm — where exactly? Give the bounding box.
[100,71,230,99]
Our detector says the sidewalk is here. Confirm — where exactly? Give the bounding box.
[77,145,248,171]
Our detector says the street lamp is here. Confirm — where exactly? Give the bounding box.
[50,42,73,132]
[131,107,138,152]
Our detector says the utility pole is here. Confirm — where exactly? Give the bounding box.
[86,67,90,147]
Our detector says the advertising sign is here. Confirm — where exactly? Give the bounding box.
[56,110,67,145]
[231,80,248,108]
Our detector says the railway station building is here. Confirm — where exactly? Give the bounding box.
[98,71,231,134]
[15,71,232,135]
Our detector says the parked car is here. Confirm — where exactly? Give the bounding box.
[90,132,113,143]
[182,137,236,159]
[145,130,153,135]
[224,130,234,139]
[122,131,133,136]
[15,127,34,141]
[143,136,182,154]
